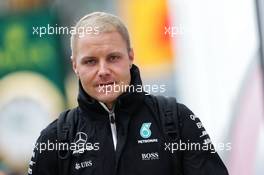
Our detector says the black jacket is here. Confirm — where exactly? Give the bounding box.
[28,65,229,175]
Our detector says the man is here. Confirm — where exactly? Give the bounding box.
[28,12,229,175]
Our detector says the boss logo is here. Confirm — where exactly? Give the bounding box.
[141,152,159,161]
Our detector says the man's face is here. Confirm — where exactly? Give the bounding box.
[72,31,134,106]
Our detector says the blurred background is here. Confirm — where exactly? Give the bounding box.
[0,0,263,174]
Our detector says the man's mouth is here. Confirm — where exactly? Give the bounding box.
[96,82,117,94]
[98,82,115,87]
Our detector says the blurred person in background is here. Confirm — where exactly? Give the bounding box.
[27,12,229,175]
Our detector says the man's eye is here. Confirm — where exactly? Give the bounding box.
[109,56,120,62]
[84,59,96,65]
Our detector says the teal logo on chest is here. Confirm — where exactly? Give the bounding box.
[140,122,152,139]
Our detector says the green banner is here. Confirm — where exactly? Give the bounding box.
[0,9,65,93]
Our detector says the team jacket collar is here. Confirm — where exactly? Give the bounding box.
[77,64,146,120]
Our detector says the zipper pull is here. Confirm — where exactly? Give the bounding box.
[109,112,115,124]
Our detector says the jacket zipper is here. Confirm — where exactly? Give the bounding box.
[109,111,116,124]
[99,102,117,150]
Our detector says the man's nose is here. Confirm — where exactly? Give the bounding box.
[98,62,110,77]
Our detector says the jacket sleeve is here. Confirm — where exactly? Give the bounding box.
[27,122,58,175]
[178,103,229,175]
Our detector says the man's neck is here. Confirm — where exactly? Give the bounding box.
[99,101,115,111]
[106,103,114,110]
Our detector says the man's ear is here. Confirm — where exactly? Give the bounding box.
[71,56,78,75]
[128,48,134,67]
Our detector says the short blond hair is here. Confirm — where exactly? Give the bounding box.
[70,12,131,57]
